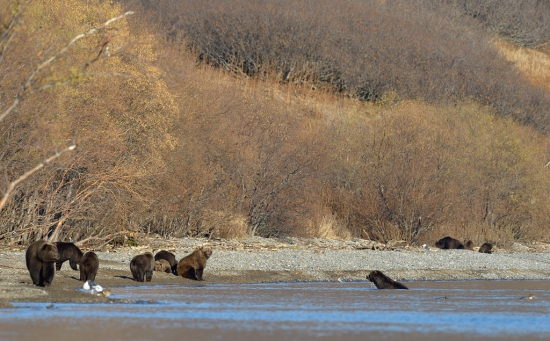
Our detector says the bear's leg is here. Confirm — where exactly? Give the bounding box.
[196,268,204,281]
[69,259,79,270]
[42,263,55,286]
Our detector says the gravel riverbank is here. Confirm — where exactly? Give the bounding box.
[1,237,550,306]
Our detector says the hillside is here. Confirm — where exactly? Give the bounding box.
[1,0,550,248]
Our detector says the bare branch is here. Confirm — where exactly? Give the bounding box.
[0,145,76,211]
[0,10,135,123]
[0,0,31,67]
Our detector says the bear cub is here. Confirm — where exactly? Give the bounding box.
[79,251,99,282]
[479,242,493,254]
[130,252,155,282]
[154,259,172,273]
[154,250,177,274]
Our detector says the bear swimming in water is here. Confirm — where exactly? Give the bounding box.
[366,270,409,290]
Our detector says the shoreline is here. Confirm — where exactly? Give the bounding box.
[1,237,550,305]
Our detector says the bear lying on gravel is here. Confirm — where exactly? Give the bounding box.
[130,252,155,282]
[366,270,409,290]
[54,242,83,271]
[154,250,177,274]
[79,251,99,282]
[154,259,172,273]
[25,240,60,287]
[479,242,493,254]
[435,236,465,250]
[177,246,212,281]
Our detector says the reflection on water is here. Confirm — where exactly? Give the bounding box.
[1,280,550,341]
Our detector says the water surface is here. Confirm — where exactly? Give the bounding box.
[1,280,549,340]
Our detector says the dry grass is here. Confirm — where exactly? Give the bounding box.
[497,40,550,91]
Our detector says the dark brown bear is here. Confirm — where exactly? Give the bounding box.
[366,270,408,290]
[154,250,177,274]
[154,259,171,273]
[25,240,60,287]
[479,242,493,254]
[177,246,212,281]
[54,242,83,271]
[130,252,155,282]
[435,236,465,249]
[79,251,99,282]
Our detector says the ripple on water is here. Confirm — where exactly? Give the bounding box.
[1,280,550,341]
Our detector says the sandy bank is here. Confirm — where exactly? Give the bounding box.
[1,237,549,305]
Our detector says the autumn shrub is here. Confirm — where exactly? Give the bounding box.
[2,0,550,248]
[325,101,550,245]
[432,0,550,48]
[126,0,550,133]
[0,0,177,245]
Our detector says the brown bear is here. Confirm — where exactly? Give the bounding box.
[154,259,172,273]
[366,270,408,290]
[154,250,177,274]
[25,240,60,287]
[177,246,212,281]
[479,242,493,254]
[79,251,99,282]
[464,240,474,250]
[130,252,155,282]
[435,236,465,249]
[54,242,83,271]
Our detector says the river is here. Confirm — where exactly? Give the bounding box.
[1,280,549,340]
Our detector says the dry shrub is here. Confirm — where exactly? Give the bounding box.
[202,211,248,239]
[326,101,550,245]
[432,0,550,48]
[0,0,177,244]
[3,0,550,247]
[302,207,352,241]
[214,215,249,240]
[127,0,550,133]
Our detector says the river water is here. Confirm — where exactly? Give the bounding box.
[1,280,549,340]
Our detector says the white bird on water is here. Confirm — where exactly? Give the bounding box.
[83,280,104,294]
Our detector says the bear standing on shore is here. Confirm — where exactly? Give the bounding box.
[54,242,83,271]
[177,246,212,281]
[130,252,155,282]
[25,240,60,287]
[366,270,409,290]
[79,251,99,282]
[154,250,178,274]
